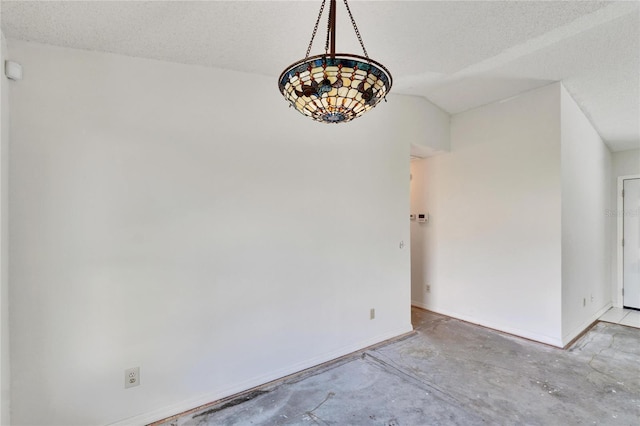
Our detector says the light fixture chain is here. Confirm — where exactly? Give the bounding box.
[342,0,369,60]
[324,0,332,54]
[305,0,328,59]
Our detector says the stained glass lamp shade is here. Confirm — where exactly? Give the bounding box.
[278,0,392,124]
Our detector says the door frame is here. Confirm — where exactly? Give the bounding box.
[617,174,640,308]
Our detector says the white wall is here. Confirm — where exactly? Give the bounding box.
[403,97,450,154]
[7,40,448,426]
[560,85,612,344]
[411,83,619,347]
[612,149,640,177]
[611,148,640,305]
[413,84,564,346]
[0,31,10,426]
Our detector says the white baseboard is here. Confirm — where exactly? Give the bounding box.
[411,300,428,310]
[108,324,413,426]
[412,304,564,347]
[415,302,614,348]
[561,302,612,346]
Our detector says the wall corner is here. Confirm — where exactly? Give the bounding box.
[0,30,11,426]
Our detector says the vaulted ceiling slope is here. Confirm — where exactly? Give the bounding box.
[1,0,638,151]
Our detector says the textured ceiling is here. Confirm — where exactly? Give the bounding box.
[1,0,638,151]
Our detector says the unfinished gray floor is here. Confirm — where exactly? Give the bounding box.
[156,308,640,425]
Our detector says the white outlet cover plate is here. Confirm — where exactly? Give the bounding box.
[125,366,140,389]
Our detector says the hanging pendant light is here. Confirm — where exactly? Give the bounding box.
[278,0,392,124]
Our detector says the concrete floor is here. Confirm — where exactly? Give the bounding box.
[155,308,640,425]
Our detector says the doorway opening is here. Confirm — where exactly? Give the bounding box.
[409,145,429,322]
[621,177,640,310]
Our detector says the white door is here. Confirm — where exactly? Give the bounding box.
[623,178,640,309]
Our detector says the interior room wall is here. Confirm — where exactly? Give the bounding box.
[0,31,10,426]
[612,149,640,177]
[414,83,564,346]
[560,85,612,345]
[402,97,450,154]
[6,40,448,426]
[611,148,640,305]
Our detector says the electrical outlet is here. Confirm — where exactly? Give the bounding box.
[125,367,140,389]
[426,284,431,293]
[370,308,375,320]
[591,294,594,303]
